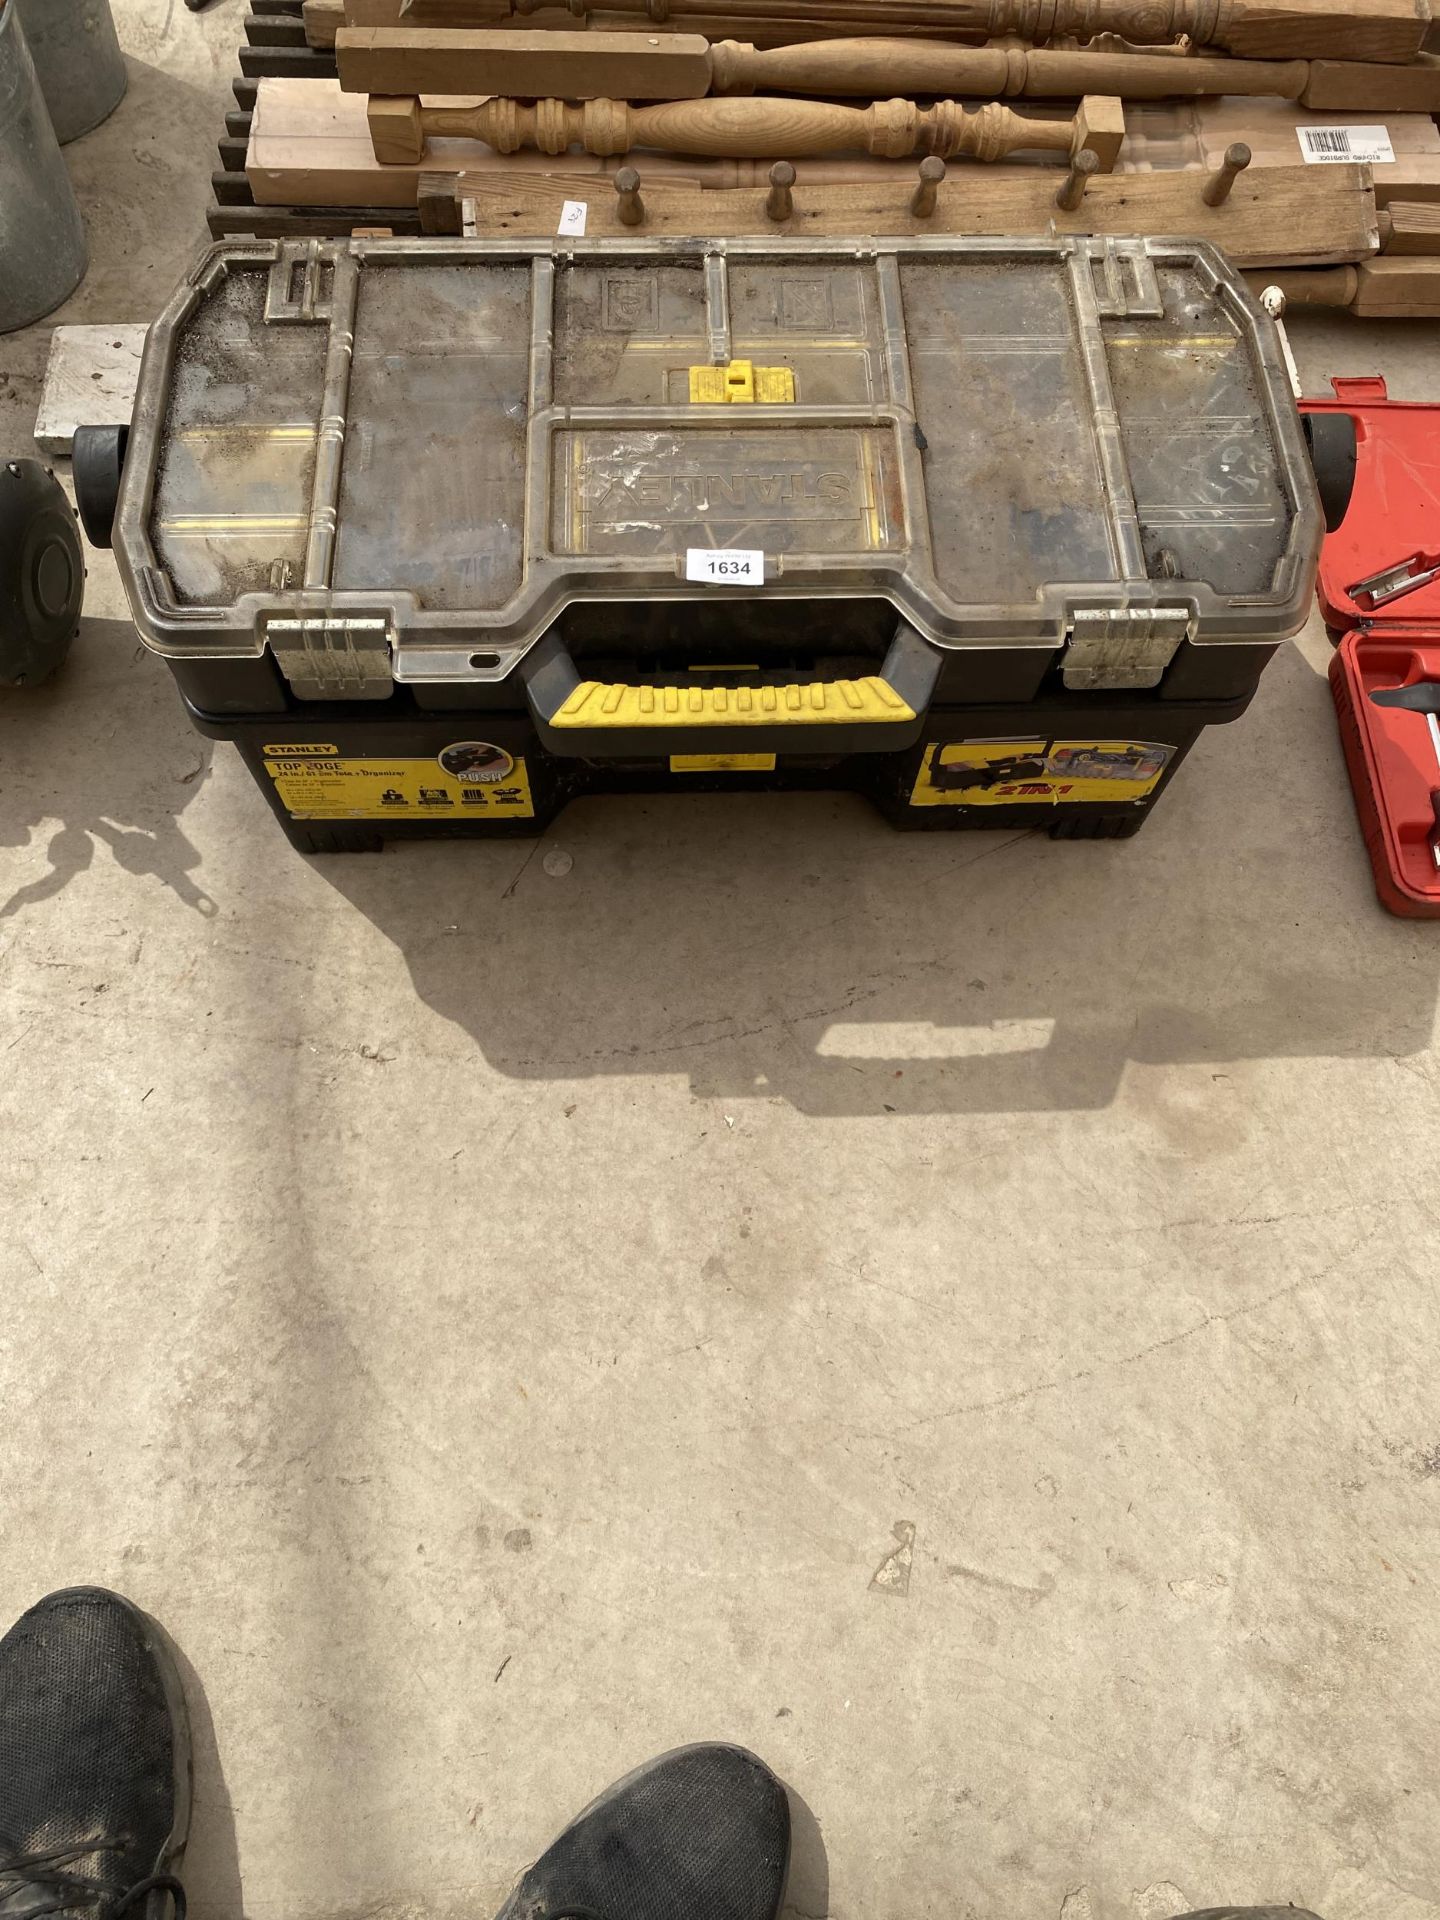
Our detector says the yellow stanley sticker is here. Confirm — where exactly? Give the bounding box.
[263,755,535,821]
[910,739,1174,808]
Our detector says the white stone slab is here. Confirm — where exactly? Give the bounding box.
[33,325,148,456]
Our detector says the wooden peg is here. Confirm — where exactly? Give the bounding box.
[614,165,645,224]
[910,154,946,217]
[1202,141,1251,206]
[766,160,795,220]
[1054,145,1098,211]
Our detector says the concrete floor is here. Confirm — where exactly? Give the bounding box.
[4,7,1440,1919]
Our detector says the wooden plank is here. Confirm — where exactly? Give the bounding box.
[417,171,463,230]
[1347,255,1440,307]
[304,0,343,44]
[211,168,255,204]
[240,43,338,78]
[1380,198,1440,249]
[337,0,992,43]
[245,13,309,47]
[207,203,424,237]
[433,160,1375,265]
[335,26,714,98]
[1220,0,1428,60]
[1122,96,1440,205]
[1303,53,1440,109]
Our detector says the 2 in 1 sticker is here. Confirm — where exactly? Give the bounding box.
[438,741,514,783]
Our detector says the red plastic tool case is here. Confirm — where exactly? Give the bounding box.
[1304,377,1440,917]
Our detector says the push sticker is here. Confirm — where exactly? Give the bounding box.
[264,753,534,821]
[437,741,514,783]
[910,738,1174,808]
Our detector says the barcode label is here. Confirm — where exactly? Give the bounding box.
[1297,124,1396,164]
[557,199,588,236]
[685,547,765,585]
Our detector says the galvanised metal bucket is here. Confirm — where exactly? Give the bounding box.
[0,0,88,333]
[14,0,126,143]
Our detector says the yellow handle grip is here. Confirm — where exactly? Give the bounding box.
[551,676,914,730]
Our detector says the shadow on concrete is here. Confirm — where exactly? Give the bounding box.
[0,619,215,921]
[310,644,1440,1117]
[784,1781,829,1920]
[49,55,224,323]
[165,1624,245,1920]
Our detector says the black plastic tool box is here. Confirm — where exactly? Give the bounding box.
[109,233,1320,851]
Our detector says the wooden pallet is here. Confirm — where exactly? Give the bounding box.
[207,3,421,237]
[212,0,1439,269]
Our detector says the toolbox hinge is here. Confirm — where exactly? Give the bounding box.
[1062,607,1192,691]
[267,615,392,700]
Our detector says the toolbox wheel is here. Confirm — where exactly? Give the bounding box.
[1303,411,1357,534]
[0,460,85,688]
[1048,815,1145,840]
[289,827,385,855]
[72,423,129,550]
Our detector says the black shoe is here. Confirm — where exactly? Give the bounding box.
[494,1743,791,1920]
[0,1588,191,1920]
[1171,1910,1325,1918]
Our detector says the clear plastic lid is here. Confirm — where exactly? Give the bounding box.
[116,232,1320,690]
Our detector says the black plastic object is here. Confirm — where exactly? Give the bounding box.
[72,423,129,551]
[0,459,84,687]
[492,1744,791,1920]
[0,1586,192,1920]
[1303,409,1358,534]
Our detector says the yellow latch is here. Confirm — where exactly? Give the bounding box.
[689,360,796,405]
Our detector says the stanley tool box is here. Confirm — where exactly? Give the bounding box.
[103,233,1320,852]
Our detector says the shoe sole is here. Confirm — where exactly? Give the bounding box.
[43,1587,194,1920]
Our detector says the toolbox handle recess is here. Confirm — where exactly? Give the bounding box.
[522,625,940,760]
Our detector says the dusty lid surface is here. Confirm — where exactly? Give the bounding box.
[116,233,1320,684]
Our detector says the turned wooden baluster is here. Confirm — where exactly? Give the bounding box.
[705,37,1312,103]
[481,0,1427,64]
[370,90,1118,166]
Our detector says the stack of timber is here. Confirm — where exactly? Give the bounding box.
[213,0,1440,309]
